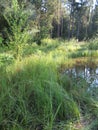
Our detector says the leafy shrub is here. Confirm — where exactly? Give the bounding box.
[4,0,37,60]
[88,38,98,50]
[0,53,14,67]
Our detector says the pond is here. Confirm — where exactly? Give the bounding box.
[64,66,98,98]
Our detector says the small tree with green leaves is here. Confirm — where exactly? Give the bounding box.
[4,0,36,60]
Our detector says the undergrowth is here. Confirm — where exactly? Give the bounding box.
[0,38,98,129]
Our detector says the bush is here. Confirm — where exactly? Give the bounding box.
[0,53,14,67]
[88,38,98,50]
[4,0,37,60]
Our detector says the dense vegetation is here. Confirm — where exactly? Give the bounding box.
[0,38,98,130]
[0,0,98,43]
[0,0,98,130]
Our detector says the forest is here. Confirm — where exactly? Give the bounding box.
[0,0,98,130]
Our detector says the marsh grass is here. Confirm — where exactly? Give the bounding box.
[0,56,80,129]
[88,38,98,50]
[0,38,98,129]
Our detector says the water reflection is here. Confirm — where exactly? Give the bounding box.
[64,66,98,88]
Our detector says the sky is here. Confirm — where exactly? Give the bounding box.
[75,0,96,4]
[75,0,97,8]
[93,0,97,8]
[94,0,96,4]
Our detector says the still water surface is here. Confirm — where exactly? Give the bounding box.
[64,66,98,97]
[65,66,98,87]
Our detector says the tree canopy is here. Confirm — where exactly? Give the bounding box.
[0,0,98,43]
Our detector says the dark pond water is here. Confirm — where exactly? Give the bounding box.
[65,66,98,87]
[64,66,98,97]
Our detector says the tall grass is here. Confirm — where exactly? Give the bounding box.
[0,56,80,130]
[1,38,98,129]
[88,38,98,50]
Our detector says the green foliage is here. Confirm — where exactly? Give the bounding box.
[0,56,80,130]
[0,53,14,67]
[0,36,3,45]
[61,74,98,117]
[3,0,36,60]
[0,0,97,42]
[69,50,89,58]
[89,119,98,130]
[88,38,98,50]
[0,38,98,129]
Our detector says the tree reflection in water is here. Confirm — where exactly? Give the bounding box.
[64,66,98,98]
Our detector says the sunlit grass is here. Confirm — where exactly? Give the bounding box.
[0,56,81,129]
[0,38,98,129]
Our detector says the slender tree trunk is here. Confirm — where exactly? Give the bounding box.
[57,0,61,38]
[72,15,74,38]
[61,17,63,37]
[76,12,80,41]
[68,14,71,40]
[68,0,75,40]
[71,0,74,38]
[57,23,60,37]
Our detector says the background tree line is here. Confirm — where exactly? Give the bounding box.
[0,0,98,45]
